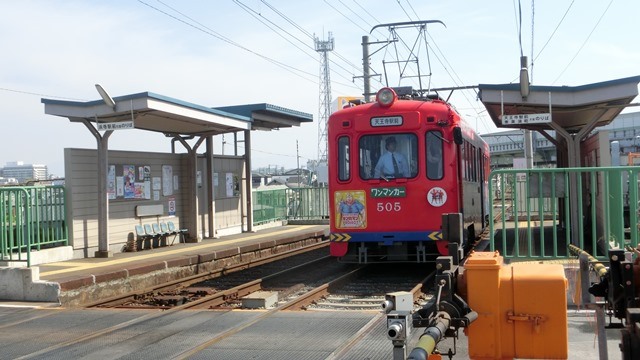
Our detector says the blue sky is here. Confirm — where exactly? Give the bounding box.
[1,0,638,176]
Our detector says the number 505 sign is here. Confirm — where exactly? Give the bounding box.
[376,202,401,212]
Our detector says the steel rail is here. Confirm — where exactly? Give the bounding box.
[86,240,328,308]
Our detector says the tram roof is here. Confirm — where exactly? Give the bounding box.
[478,75,640,133]
[42,92,312,136]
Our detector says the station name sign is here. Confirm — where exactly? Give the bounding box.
[371,116,403,127]
[97,120,134,131]
[501,113,552,125]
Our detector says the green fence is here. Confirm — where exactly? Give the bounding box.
[0,186,68,266]
[489,166,640,260]
[252,187,329,224]
[253,189,290,225]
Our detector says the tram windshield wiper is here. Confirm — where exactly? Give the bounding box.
[380,175,390,182]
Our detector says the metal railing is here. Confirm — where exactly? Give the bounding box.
[0,186,68,266]
[253,189,289,225]
[252,187,329,224]
[489,166,640,260]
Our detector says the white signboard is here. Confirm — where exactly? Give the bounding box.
[501,113,551,125]
[97,120,134,131]
[370,116,403,127]
[513,157,527,182]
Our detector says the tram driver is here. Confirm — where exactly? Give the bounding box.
[374,136,410,178]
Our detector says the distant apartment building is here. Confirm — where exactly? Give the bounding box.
[1,161,48,184]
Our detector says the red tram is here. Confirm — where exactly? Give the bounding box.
[328,87,490,263]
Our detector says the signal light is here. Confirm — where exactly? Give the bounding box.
[376,88,397,107]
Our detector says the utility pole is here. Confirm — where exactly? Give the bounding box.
[520,55,534,169]
[362,35,371,102]
[296,140,301,188]
[315,32,334,164]
[356,35,384,102]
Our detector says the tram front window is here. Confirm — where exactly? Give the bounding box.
[359,134,418,180]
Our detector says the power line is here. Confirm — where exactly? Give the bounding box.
[396,0,413,20]
[552,0,614,84]
[242,1,365,88]
[352,0,381,24]
[252,147,313,160]
[260,0,363,75]
[398,1,491,133]
[530,0,535,82]
[533,0,574,64]
[139,0,318,84]
[0,87,87,101]
[260,0,314,40]
[231,0,361,90]
[232,1,318,61]
[336,0,374,31]
[404,0,420,20]
[322,0,369,34]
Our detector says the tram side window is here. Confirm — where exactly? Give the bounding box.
[463,141,469,181]
[426,131,443,180]
[471,144,477,182]
[338,136,350,181]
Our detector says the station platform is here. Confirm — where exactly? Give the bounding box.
[1,224,329,306]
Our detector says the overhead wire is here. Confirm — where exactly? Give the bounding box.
[396,0,412,20]
[352,0,381,24]
[530,0,535,82]
[507,0,573,84]
[403,0,492,134]
[533,0,574,65]
[139,0,318,84]
[0,87,88,101]
[140,0,339,162]
[322,0,369,34]
[257,0,374,94]
[258,0,364,74]
[232,0,361,90]
[336,0,374,33]
[260,0,314,40]
[320,0,388,89]
[402,0,488,131]
[552,0,614,85]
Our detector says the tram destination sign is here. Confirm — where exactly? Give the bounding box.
[501,113,551,125]
[371,186,406,198]
[371,116,403,127]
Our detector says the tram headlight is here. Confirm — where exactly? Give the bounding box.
[376,87,397,107]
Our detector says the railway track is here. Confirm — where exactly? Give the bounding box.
[86,241,330,309]
[172,263,435,359]
[57,237,444,360]
[16,248,440,359]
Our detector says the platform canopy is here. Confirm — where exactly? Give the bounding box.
[42,92,312,136]
[41,90,313,258]
[215,104,313,131]
[479,75,640,133]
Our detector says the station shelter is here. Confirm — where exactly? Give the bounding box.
[42,92,312,259]
[478,75,640,247]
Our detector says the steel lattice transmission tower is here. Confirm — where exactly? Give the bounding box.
[315,32,334,163]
